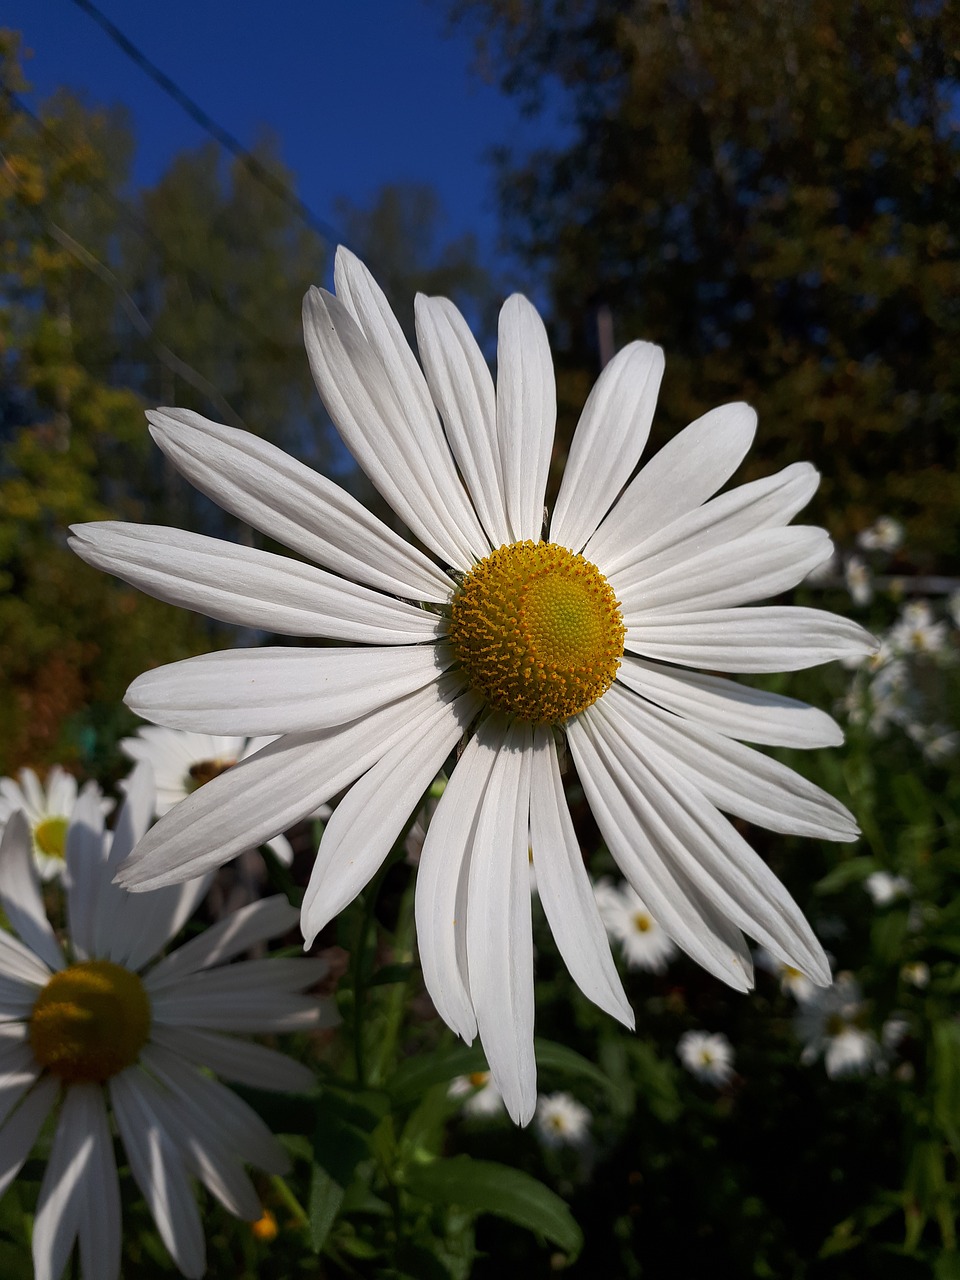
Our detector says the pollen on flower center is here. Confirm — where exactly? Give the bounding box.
[30,960,151,1083]
[34,816,68,861]
[448,540,625,724]
[186,757,237,792]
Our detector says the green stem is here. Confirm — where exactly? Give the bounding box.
[270,1173,309,1230]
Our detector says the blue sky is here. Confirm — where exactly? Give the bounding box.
[6,0,569,277]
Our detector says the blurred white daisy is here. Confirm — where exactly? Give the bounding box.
[70,247,872,1123]
[864,871,911,906]
[796,974,879,1078]
[755,946,817,1002]
[844,555,873,607]
[534,1092,591,1149]
[595,878,676,972]
[677,1030,735,1086]
[889,600,949,656]
[448,1070,505,1118]
[0,766,111,882]
[0,764,328,1280]
[901,961,929,990]
[120,725,301,865]
[856,516,904,554]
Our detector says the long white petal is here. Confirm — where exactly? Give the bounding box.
[78,1088,121,1280]
[109,1070,206,1277]
[145,896,300,990]
[95,761,155,964]
[0,1037,40,1128]
[64,790,108,963]
[466,718,537,1125]
[301,687,482,944]
[616,526,833,616]
[33,1086,106,1280]
[586,402,757,571]
[415,293,509,546]
[126,643,451,736]
[115,877,213,974]
[69,522,440,643]
[150,1024,315,1093]
[0,1076,59,1199]
[497,294,556,543]
[529,727,633,1026]
[0,937,47,1012]
[568,713,754,990]
[303,283,485,568]
[605,684,858,841]
[551,341,664,552]
[597,461,819,584]
[0,812,64,971]
[147,407,453,601]
[625,606,876,672]
[616,656,843,748]
[117,681,460,890]
[589,697,830,983]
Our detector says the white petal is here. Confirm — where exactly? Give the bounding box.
[415,293,509,546]
[147,407,453,602]
[93,762,157,964]
[567,713,754,990]
[616,526,833,616]
[150,1024,315,1093]
[0,1076,59,1199]
[625,606,877,672]
[146,895,300,991]
[117,681,462,890]
[115,877,213,974]
[465,718,537,1125]
[0,937,46,1012]
[0,812,65,971]
[0,1039,40,1128]
[126,643,451,736]
[616,656,844,748]
[597,461,819,584]
[586,402,757,571]
[109,1070,206,1277]
[301,686,482,945]
[496,294,556,542]
[588,697,830,983]
[303,280,486,568]
[69,522,441,644]
[33,1085,119,1280]
[605,683,858,841]
[529,727,633,1026]
[64,790,108,963]
[551,341,664,552]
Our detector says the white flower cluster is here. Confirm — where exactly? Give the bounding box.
[795,973,907,1079]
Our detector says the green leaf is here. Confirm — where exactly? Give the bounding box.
[405,1155,583,1259]
[308,1090,383,1251]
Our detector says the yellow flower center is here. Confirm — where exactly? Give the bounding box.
[186,757,237,792]
[30,960,151,1083]
[448,541,625,724]
[34,816,69,862]
[633,912,652,934]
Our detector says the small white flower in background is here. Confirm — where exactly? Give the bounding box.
[755,946,817,1003]
[448,1071,505,1118]
[864,871,912,906]
[907,723,960,764]
[119,725,319,866]
[856,516,904,554]
[70,245,873,1124]
[595,878,676,973]
[0,766,112,882]
[677,1030,735,1086]
[796,973,880,1078]
[901,961,929,990]
[844,555,873,607]
[888,600,949,657]
[534,1092,592,1149]
[0,764,329,1280]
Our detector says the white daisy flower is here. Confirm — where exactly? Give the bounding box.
[755,946,817,1003]
[534,1091,591,1148]
[677,1030,735,1086]
[888,600,949,656]
[448,1070,505,1118]
[69,247,872,1124]
[0,765,327,1280]
[844,555,873,607]
[864,871,911,906]
[119,725,304,865]
[796,974,880,1078]
[856,516,904,554]
[595,878,676,972]
[0,766,111,882]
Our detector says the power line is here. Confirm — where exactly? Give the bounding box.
[68,0,346,250]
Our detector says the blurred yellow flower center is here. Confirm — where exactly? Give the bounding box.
[633,913,652,933]
[34,816,68,861]
[186,757,237,791]
[449,541,625,723]
[30,960,151,1083]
